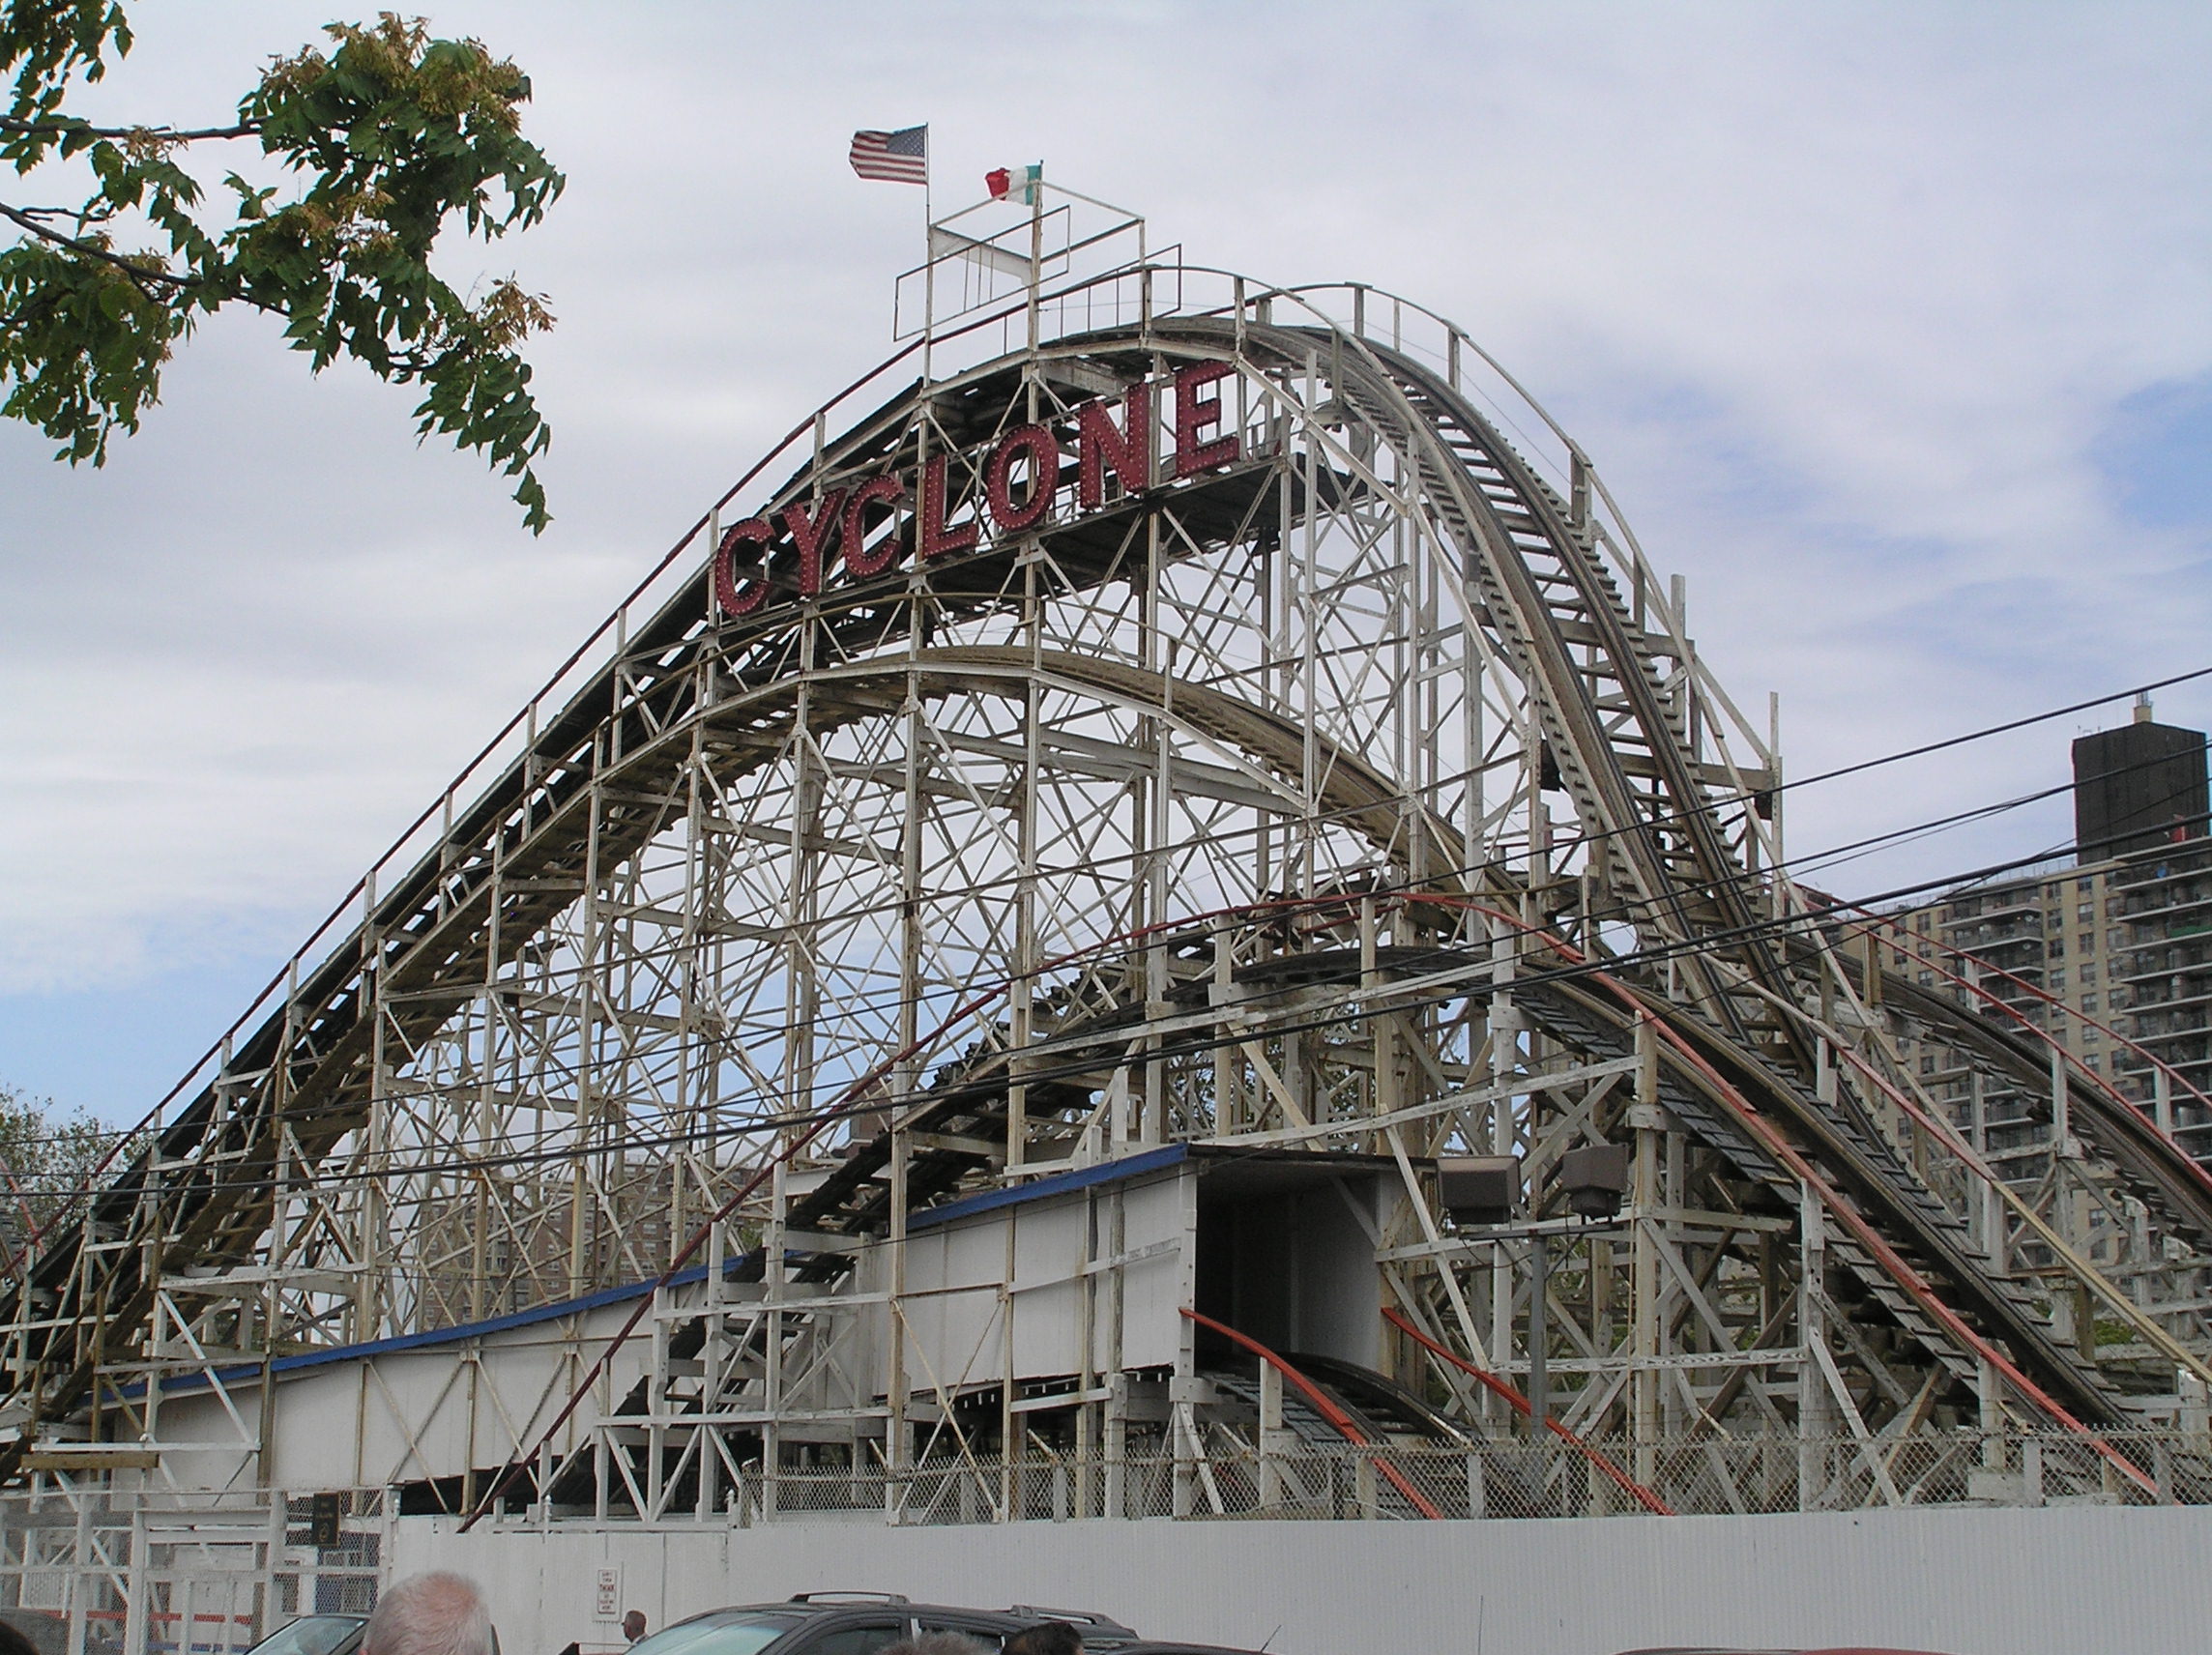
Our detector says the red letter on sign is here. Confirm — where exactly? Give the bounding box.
[1076,390,1150,508]
[986,424,1058,532]
[1174,363,1240,478]
[780,490,846,596]
[917,454,978,562]
[841,474,906,578]
[714,517,775,616]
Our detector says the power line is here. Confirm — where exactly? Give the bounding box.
[19,789,2204,1213]
[12,671,2210,1226]
[104,632,2212,1176]
[88,659,2212,1156]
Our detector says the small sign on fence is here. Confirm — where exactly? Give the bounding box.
[310,1493,345,1550]
[595,1568,623,1622]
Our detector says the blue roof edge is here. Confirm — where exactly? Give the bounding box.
[906,1143,1188,1231]
[127,1252,753,1399]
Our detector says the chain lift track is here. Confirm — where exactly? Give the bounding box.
[9,269,2212,1508]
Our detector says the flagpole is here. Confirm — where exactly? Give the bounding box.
[921,128,936,371]
[1026,166,1043,355]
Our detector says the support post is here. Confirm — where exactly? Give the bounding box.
[1632,1019,1661,1483]
[1797,1181,1827,1511]
[1528,1234,1550,1439]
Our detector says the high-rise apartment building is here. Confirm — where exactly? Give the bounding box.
[2074,715,2209,862]
[1881,704,2212,1168]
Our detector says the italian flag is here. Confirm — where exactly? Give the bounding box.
[986,163,1042,206]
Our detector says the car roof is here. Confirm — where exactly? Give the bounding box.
[681,1601,1137,1636]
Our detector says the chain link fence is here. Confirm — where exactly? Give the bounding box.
[0,1486,383,1655]
[568,1427,2212,1526]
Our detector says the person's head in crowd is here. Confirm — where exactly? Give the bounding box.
[364,1573,495,1655]
[0,1621,40,1655]
[1003,1624,1083,1655]
[623,1614,648,1644]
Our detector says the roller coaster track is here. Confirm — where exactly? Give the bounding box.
[7,295,2210,1487]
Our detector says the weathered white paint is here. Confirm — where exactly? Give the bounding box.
[390,1506,2212,1655]
[130,1152,1419,1509]
[138,1296,648,1494]
[890,1167,1188,1386]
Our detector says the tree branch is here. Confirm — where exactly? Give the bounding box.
[0,116,260,142]
[0,199,186,294]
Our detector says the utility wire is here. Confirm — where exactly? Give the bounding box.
[15,734,2209,1197]
[11,675,2210,1212]
[19,792,2209,1210]
[76,664,2212,1167]
[106,643,2212,1178]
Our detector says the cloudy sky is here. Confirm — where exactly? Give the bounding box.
[4,1,2211,1121]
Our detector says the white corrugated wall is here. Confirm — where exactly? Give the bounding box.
[393,1505,2212,1655]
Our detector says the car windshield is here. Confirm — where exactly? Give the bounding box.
[630,1615,804,1655]
[247,1619,364,1655]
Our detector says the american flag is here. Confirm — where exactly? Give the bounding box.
[849,125,928,186]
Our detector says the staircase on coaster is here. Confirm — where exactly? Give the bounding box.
[1268,321,2203,1432]
[530,310,2212,1443]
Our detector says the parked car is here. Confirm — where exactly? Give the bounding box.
[631,1596,1141,1655]
[0,1611,71,1655]
[240,1615,369,1655]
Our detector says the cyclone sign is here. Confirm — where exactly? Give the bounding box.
[713,362,1244,617]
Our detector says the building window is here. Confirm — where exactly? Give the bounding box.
[2082,994,2099,1013]
[1918,971,1934,985]
[2079,877,2096,893]
[2050,938,2066,961]
[2079,903,2095,923]
[1920,1055,1936,1076]
[2051,970,2067,991]
[2087,1055,2102,1071]
[2083,1027,2100,1044]
[2081,963,2098,986]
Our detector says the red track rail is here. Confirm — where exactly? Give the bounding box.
[1181,1306,1445,1520]
[1428,894,2164,1502]
[1382,1304,1676,1515]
